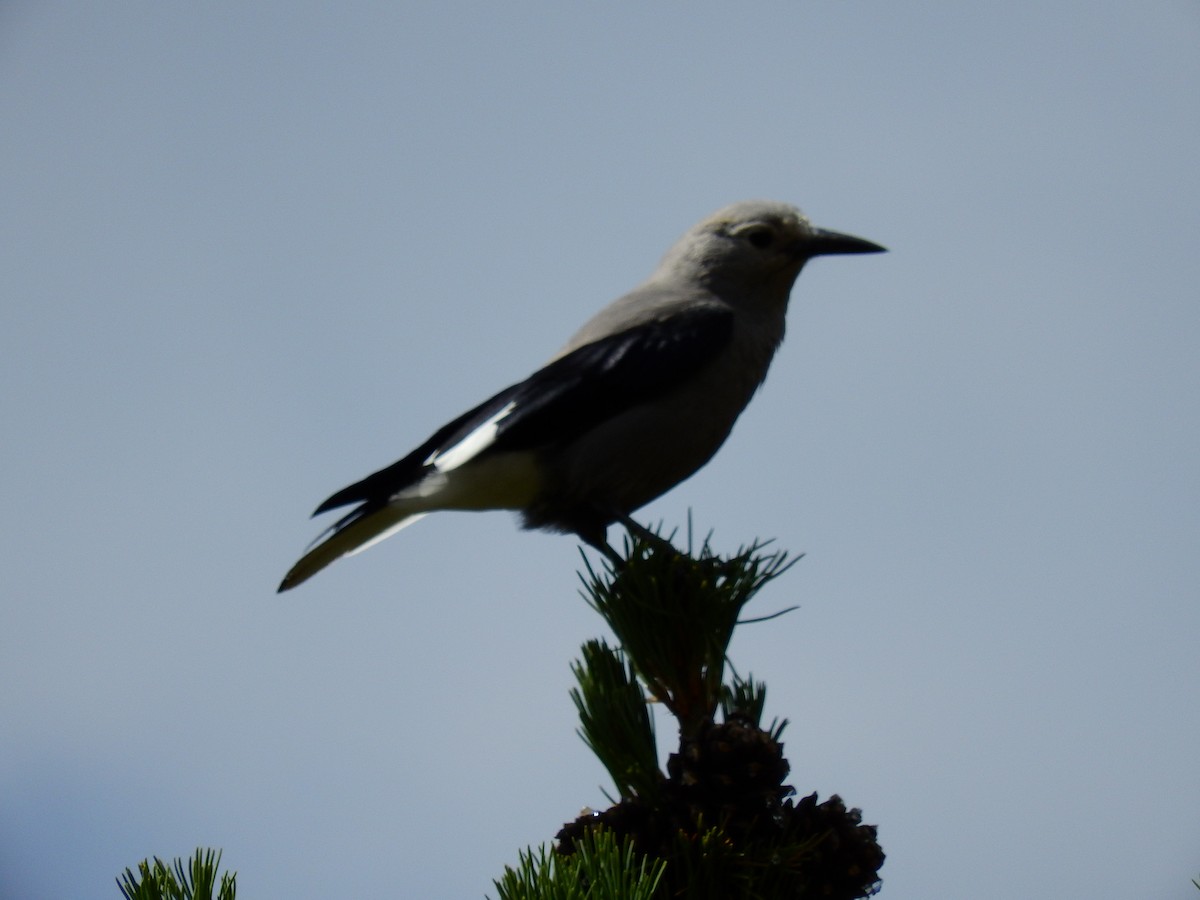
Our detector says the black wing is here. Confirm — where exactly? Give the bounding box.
[313,306,734,515]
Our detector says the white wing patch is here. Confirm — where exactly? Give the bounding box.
[426,401,518,473]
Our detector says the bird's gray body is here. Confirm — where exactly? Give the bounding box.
[279,200,883,591]
[527,298,783,541]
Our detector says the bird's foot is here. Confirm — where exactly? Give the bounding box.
[616,514,684,558]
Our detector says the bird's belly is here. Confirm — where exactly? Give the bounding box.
[550,387,742,513]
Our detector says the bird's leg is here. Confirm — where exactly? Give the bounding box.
[576,511,682,563]
[578,526,625,565]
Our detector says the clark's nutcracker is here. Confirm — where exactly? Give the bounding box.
[279,200,883,591]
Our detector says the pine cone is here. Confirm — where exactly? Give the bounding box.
[667,717,792,818]
[556,799,668,858]
[556,719,884,899]
[781,792,885,899]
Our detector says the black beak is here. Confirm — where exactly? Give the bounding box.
[807,227,887,257]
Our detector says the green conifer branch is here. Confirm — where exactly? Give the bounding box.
[570,638,661,801]
[720,669,788,743]
[577,530,794,739]
[491,830,665,900]
[116,848,236,900]
[558,528,885,899]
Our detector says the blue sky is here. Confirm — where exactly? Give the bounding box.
[2,3,1198,898]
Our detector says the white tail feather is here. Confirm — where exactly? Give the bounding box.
[278,507,426,592]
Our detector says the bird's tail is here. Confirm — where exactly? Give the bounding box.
[277,505,427,592]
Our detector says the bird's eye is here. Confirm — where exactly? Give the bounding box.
[744,228,774,249]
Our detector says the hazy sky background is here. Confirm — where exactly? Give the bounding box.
[2,3,1198,898]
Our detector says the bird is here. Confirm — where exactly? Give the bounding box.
[278,200,884,591]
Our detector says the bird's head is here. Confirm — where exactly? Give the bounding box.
[657,200,885,305]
